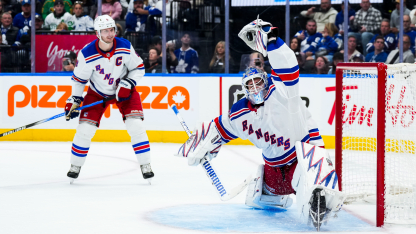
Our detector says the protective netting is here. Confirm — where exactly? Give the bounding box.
[340,64,416,224]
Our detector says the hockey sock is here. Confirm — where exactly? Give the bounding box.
[70,123,98,166]
[125,118,151,165]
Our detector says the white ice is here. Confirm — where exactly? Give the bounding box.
[0,142,415,234]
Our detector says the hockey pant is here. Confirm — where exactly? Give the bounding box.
[245,163,296,209]
[70,88,150,166]
[292,142,346,222]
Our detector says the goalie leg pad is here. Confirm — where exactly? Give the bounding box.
[70,123,97,166]
[126,117,151,165]
[245,164,293,209]
[293,142,346,223]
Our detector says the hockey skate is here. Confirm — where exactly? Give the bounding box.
[308,188,329,232]
[67,164,81,184]
[140,163,154,185]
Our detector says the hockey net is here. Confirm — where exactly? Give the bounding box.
[335,63,416,227]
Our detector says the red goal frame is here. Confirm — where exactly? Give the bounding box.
[335,62,388,227]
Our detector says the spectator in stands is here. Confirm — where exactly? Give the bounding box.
[81,0,97,19]
[391,0,410,34]
[349,0,382,56]
[72,1,94,31]
[300,0,337,32]
[365,36,388,62]
[35,14,43,30]
[248,52,272,74]
[144,47,162,73]
[410,5,416,27]
[44,0,75,31]
[42,0,72,20]
[386,34,415,64]
[311,56,330,74]
[3,0,21,18]
[171,32,199,73]
[335,0,355,34]
[313,23,343,62]
[290,37,301,54]
[1,12,22,46]
[366,19,397,54]
[151,36,178,73]
[116,23,123,37]
[340,35,362,62]
[208,41,234,73]
[402,14,416,54]
[19,15,44,46]
[328,52,343,74]
[351,53,364,62]
[55,22,68,33]
[294,19,323,56]
[96,0,122,20]
[1,12,23,72]
[125,0,161,32]
[62,50,76,71]
[12,0,39,32]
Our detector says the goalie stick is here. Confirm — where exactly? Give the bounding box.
[171,104,251,201]
[0,96,116,138]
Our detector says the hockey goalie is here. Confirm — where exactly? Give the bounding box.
[176,18,345,231]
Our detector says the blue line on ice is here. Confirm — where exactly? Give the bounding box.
[149,204,380,232]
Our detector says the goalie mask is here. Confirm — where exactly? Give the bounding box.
[94,15,117,44]
[242,67,268,105]
[238,18,275,57]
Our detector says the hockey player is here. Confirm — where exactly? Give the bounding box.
[65,15,154,184]
[176,18,345,231]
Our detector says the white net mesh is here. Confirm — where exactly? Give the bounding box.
[340,64,416,224]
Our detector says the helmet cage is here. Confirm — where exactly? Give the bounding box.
[242,67,268,105]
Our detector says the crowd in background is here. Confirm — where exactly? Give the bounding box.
[293,0,416,74]
[1,0,416,74]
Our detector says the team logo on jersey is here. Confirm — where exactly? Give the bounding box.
[242,120,290,150]
[84,112,88,117]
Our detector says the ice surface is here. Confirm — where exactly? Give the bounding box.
[0,142,415,234]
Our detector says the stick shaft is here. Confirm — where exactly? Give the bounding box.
[0,96,115,138]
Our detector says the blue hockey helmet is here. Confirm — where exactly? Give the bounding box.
[242,67,268,105]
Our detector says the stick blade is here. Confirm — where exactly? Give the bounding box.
[219,174,252,201]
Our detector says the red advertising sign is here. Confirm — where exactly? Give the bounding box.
[35,35,96,73]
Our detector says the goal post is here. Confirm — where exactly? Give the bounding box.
[335,62,416,227]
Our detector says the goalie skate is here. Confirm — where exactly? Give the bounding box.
[309,188,329,232]
[140,164,154,184]
[67,165,81,184]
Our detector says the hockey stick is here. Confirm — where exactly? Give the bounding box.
[0,96,116,138]
[171,104,251,201]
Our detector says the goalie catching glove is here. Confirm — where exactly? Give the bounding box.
[116,78,136,102]
[65,96,84,121]
[238,17,278,57]
[175,121,223,166]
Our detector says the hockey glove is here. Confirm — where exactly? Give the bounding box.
[175,121,223,166]
[238,18,277,57]
[116,78,136,102]
[65,96,84,121]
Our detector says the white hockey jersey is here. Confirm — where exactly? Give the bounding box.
[72,15,94,31]
[71,37,145,98]
[213,37,324,168]
[44,12,75,31]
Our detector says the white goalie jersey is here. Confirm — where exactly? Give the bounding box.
[71,37,145,98]
[213,37,325,168]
